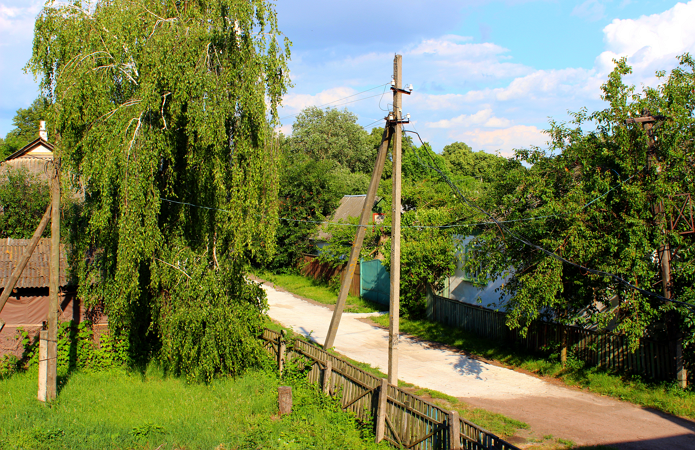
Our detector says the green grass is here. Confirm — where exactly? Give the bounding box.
[0,366,390,449]
[251,268,385,313]
[370,314,695,420]
[265,318,527,439]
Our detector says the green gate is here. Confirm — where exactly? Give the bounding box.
[360,259,390,306]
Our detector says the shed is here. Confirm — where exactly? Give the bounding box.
[0,238,103,358]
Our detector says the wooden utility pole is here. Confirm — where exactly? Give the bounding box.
[0,204,52,333]
[388,54,403,385]
[324,125,393,349]
[47,160,60,401]
[628,113,686,388]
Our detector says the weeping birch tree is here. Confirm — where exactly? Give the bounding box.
[28,0,291,380]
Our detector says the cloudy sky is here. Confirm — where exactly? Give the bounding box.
[1,0,694,155]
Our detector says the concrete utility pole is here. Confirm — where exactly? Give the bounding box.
[324,126,393,350]
[47,159,60,401]
[388,54,403,385]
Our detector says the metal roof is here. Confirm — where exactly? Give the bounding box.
[0,238,68,289]
[316,195,379,241]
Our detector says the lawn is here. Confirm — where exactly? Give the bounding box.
[0,365,389,450]
[370,314,695,421]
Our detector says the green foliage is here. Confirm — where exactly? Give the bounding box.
[265,154,341,270]
[317,215,382,269]
[471,56,695,350]
[383,207,458,317]
[155,255,269,381]
[0,97,50,159]
[28,0,291,377]
[0,167,50,238]
[442,141,507,182]
[1,320,129,379]
[287,107,374,173]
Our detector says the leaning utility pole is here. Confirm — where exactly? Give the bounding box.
[324,125,393,349]
[388,55,403,385]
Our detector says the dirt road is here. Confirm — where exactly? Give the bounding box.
[262,282,695,449]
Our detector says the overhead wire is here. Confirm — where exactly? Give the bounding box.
[402,128,695,312]
[279,83,390,121]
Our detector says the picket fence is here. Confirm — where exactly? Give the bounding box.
[426,290,678,381]
[261,328,520,450]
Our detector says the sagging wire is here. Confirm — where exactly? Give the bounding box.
[279,83,390,121]
[403,128,695,313]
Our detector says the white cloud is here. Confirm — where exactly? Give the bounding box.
[427,108,511,129]
[596,1,695,78]
[280,86,363,119]
[444,125,547,157]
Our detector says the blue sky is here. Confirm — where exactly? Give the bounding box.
[1,0,694,155]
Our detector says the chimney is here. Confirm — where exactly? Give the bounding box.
[39,121,47,141]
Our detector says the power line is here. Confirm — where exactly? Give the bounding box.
[403,128,695,313]
[279,83,390,121]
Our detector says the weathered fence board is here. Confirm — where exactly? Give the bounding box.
[426,291,677,381]
[261,328,520,450]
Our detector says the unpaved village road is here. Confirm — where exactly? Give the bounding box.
[262,282,695,449]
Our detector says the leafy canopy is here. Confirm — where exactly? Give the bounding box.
[472,56,695,346]
[28,0,290,380]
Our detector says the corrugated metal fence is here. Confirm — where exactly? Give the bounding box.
[426,290,677,381]
[261,328,520,450]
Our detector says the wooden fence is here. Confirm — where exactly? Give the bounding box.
[261,328,520,450]
[426,290,678,381]
[299,254,360,297]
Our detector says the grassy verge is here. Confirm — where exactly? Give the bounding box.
[0,366,389,450]
[265,318,529,440]
[251,268,385,313]
[370,314,695,420]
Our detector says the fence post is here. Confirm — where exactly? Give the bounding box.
[449,410,460,450]
[277,331,286,376]
[560,325,568,366]
[278,386,292,415]
[37,330,48,402]
[676,337,688,388]
[375,378,388,443]
[322,360,333,394]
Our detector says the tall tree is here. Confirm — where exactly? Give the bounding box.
[472,56,695,349]
[287,106,373,173]
[442,141,506,182]
[28,0,290,380]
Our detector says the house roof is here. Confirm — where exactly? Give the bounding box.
[316,195,380,241]
[0,238,69,289]
[3,137,54,162]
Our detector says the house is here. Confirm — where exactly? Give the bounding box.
[0,238,104,358]
[313,194,384,253]
[1,121,55,180]
[440,234,510,309]
[300,194,385,301]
